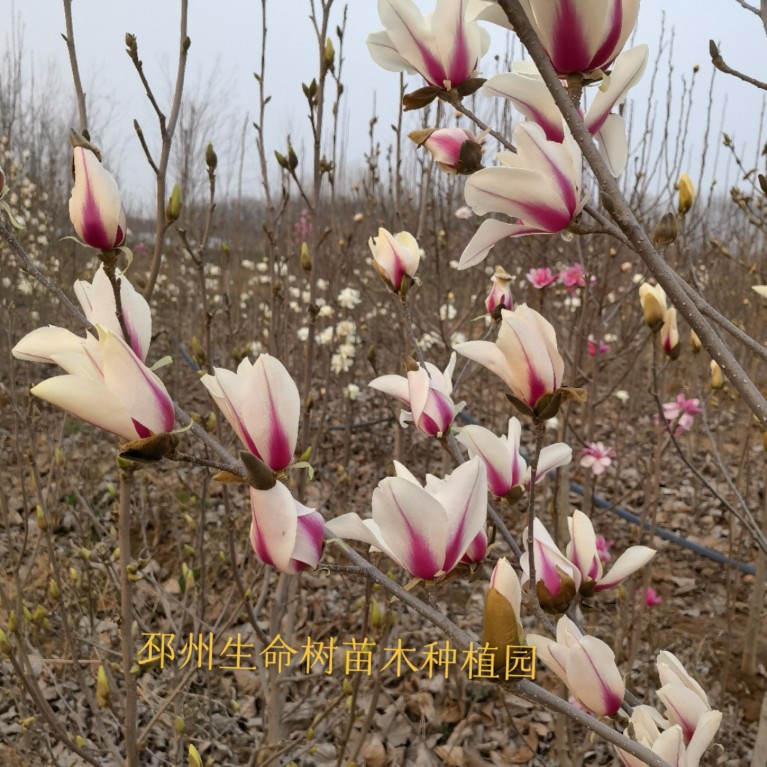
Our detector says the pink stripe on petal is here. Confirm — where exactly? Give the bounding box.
[535,540,562,596]
[589,0,623,70]
[549,0,591,74]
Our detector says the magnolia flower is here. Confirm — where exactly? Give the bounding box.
[587,338,610,356]
[326,459,488,579]
[249,482,324,575]
[656,652,721,747]
[527,615,625,716]
[520,518,581,612]
[483,557,525,659]
[370,353,460,438]
[337,287,361,309]
[12,325,173,442]
[559,262,587,292]
[458,122,586,269]
[409,127,483,174]
[579,442,615,476]
[526,267,558,289]
[367,0,491,90]
[642,587,663,606]
[74,265,152,361]
[454,304,564,411]
[566,509,655,596]
[519,0,640,76]
[201,355,299,471]
[457,416,572,499]
[368,227,420,293]
[69,146,127,250]
[678,172,696,215]
[662,394,701,435]
[485,266,514,314]
[481,46,648,176]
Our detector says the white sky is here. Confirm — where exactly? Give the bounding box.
[2,1,766,209]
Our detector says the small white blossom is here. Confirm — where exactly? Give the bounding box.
[337,287,361,309]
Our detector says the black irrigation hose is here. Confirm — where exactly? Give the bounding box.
[456,411,761,577]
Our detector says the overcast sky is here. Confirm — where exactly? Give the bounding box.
[2,1,766,209]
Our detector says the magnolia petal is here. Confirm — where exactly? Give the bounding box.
[369,373,411,405]
[526,632,568,683]
[685,709,722,765]
[249,483,298,574]
[462,527,487,563]
[490,557,522,617]
[457,218,541,269]
[289,506,325,572]
[431,458,487,572]
[325,512,397,561]
[100,331,174,436]
[366,29,416,73]
[243,354,299,471]
[456,425,514,497]
[656,651,710,704]
[201,366,260,456]
[372,476,447,579]
[567,509,601,584]
[378,0,445,87]
[565,634,625,716]
[585,44,649,134]
[453,338,515,389]
[482,70,564,141]
[432,0,478,88]
[752,285,767,299]
[594,113,629,177]
[595,545,655,591]
[531,442,572,483]
[657,683,710,743]
[652,725,685,767]
[392,460,422,486]
[30,374,138,440]
[12,325,85,365]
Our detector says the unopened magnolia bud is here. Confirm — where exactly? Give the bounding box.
[175,715,185,734]
[205,142,217,172]
[125,33,138,60]
[370,599,383,628]
[287,141,298,171]
[49,579,60,600]
[652,212,678,247]
[240,451,276,491]
[324,37,335,70]
[8,611,17,634]
[690,329,702,353]
[166,182,182,223]
[300,241,312,272]
[188,744,202,767]
[483,559,524,669]
[0,628,11,655]
[35,505,47,531]
[275,151,289,170]
[678,172,695,215]
[96,665,110,707]
[710,359,724,390]
[639,284,666,332]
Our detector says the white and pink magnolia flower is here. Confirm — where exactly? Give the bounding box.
[368,227,421,293]
[662,394,702,435]
[367,0,491,90]
[587,338,611,356]
[457,416,572,498]
[483,557,525,649]
[661,307,680,359]
[74,265,152,361]
[201,355,299,471]
[485,266,514,314]
[12,325,174,442]
[527,615,626,717]
[249,482,324,575]
[458,122,586,269]
[481,45,648,176]
[566,509,655,596]
[579,441,615,476]
[642,587,663,606]
[327,458,488,579]
[656,652,721,750]
[410,127,482,174]
[519,0,640,76]
[454,304,564,410]
[520,517,581,611]
[526,266,558,289]
[69,146,127,250]
[369,353,460,438]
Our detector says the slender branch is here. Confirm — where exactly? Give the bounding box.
[61,0,88,134]
[496,0,767,429]
[709,40,767,91]
[443,91,515,152]
[118,468,139,767]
